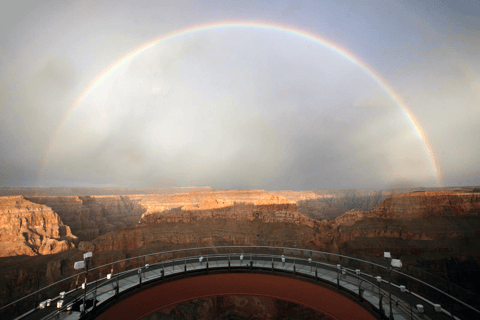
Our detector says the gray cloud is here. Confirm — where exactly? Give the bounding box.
[1,1,479,189]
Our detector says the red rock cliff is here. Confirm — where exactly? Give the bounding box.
[0,196,77,257]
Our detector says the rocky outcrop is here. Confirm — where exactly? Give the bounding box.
[25,195,147,241]
[140,194,300,224]
[0,196,77,257]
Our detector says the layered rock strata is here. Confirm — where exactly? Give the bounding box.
[0,196,77,257]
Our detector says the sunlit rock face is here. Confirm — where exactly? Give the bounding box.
[22,189,391,243]
[0,196,77,257]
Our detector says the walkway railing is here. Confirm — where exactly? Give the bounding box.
[1,246,479,320]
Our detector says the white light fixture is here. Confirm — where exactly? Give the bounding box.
[417,304,424,313]
[59,291,65,299]
[67,304,72,311]
[199,256,203,263]
[356,269,360,275]
[46,299,51,307]
[281,255,285,263]
[376,276,382,282]
[57,300,63,309]
[434,304,442,312]
[79,304,84,312]
[82,283,86,289]
[337,264,341,270]
[240,254,244,261]
[106,273,112,280]
[391,259,402,268]
[400,285,406,292]
[308,257,312,263]
[74,261,85,270]
[384,252,391,258]
[39,301,46,309]
[145,264,149,268]
[84,252,93,259]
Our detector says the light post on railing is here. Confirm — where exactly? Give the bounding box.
[384,251,402,320]
[376,275,382,308]
[74,251,92,315]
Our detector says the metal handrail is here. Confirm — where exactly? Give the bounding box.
[1,245,478,317]
[392,269,480,314]
[1,271,85,312]
[42,252,399,320]
[37,252,395,320]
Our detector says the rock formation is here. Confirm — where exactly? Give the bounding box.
[0,196,77,257]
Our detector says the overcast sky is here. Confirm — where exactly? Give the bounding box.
[1,0,479,190]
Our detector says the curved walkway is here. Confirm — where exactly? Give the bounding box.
[96,273,376,320]
[3,246,477,320]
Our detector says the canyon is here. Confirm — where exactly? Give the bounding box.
[0,187,479,316]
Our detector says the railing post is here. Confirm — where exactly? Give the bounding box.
[294,259,296,275]
[315,264,318,280]
[358,280,364,302]
[447,280,455,319]
[379,294,384,316]
[184,259,187,275]
[115,274,119,296]
[388,266,393,320]
[93,278,97,309]
[228,254,231,270]
[337,264,341,288]
[356,269,360,296]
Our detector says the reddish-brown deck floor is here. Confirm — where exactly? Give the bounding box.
[96,273,376,320]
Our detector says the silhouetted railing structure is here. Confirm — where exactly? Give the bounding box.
[1,246,479,320]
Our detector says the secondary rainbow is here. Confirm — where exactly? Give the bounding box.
[41,21,443,185]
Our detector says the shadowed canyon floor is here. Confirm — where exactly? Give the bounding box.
[0,187,479,316]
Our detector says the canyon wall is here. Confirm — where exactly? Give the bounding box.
[21,189,394,244]
[25,195,147,241]
[0,196,77,257]
[1,189,479,315]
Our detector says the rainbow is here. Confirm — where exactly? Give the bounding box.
[41,21,443,185]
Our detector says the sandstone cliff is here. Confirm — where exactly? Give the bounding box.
[0,196,77,257]
[25,195,148,240]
